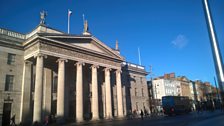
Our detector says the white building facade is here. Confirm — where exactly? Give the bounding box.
[152,78,181,100]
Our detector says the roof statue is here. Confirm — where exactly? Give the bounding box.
[40,11,47,25]
[116,40,119,50]
[84,20,88,32]
[115,40,120,54]
[83,19,91,35]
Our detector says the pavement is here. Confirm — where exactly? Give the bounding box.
[48,110,224,126]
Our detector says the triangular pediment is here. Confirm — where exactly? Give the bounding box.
[72,41,105,53]
[71,40,107,54]
[38,34,124,61]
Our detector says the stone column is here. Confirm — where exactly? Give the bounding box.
[91,65,99,120]
[20,61,32,123]
[122,86,127,116]
[56,59,67,122]
[75,62,85,122]
[33,54,45,122]
[104,68,112,119]
[43,68,52,119]
[116,70,124,117]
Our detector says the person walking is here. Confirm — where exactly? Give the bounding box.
[43,115,49,126]
[140,109,144,120]
[10,114,16,126]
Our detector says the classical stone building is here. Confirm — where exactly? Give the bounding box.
[121,62,149,113]
[0,22,149,125]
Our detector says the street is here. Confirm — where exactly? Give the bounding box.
[56,111,224,126]
[189,114,224,126]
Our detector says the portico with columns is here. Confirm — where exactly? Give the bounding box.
[20,25,125,123]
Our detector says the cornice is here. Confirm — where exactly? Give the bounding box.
[33,36,124,63]
[0,39,24,50]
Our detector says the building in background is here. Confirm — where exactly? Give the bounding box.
[149,73,181,111]
[194,80,205,102]
[148,73,220,111]
[177,76,191,98]
[152,73,181,100]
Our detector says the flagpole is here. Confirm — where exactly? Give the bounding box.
[68,9,70,34]
[83,14,85,25]
[138,47,141,65]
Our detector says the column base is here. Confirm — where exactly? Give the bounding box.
[91,116,100,121]
[105,115,113,120]
[56,117,65,124]
[116,115,125,119]
[76,118,84,123]
[116,115,124,119]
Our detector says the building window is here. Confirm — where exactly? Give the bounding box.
[136,102,138,110]
[53,76,58,93]
[31,74,35,92]
[142,88,144,97]
[127,87,131,96]
[5,75,14,91]
[140,77,143,84]
[135,88,137,96]
[7,53,16,65]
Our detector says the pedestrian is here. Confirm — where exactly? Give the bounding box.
[44,115,49,126]
[33,121,39,126]
[144,109,148,117]
[128,110,133,119]
[133,110,137,118]
[140,109,144,120]
[10,114,16,126]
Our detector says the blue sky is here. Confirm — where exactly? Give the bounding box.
[1,0,224,85]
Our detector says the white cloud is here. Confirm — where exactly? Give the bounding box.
[171,34,188,49]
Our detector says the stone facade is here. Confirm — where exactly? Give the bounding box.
[0,33,24,126]
[0,25,149,125]
[121,62,149,114]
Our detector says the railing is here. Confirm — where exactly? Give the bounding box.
[122,62,145,70]
[0,28,25,39]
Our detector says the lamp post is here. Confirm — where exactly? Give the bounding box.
[214,77,221,103]
[154,84,158,114]
[149,65,158,115]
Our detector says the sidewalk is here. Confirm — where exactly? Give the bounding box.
[49,113,165,126]
[49,117,126,126]
[48,110,224,126]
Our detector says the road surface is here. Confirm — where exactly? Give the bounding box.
[51,111,224,126]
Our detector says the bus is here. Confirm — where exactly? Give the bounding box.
[162,96,191,116]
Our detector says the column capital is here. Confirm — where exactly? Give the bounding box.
[75,62,85,66]
[90,64,99,69]
[34,53,47,59]
[115,69,122,74]
[24,60,33,65]
[56,58,68,63]
[103,67,111,72]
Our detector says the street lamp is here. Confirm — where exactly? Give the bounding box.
[149,65,158,115]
